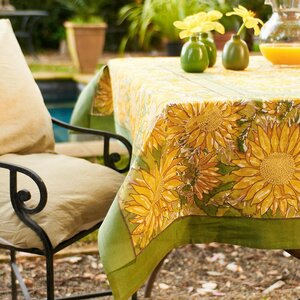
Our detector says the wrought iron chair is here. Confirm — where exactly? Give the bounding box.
[0,18,137,299]
[0,117,134,300]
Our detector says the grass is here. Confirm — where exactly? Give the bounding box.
[29,63,76,74]
[29,63,104,74]
[80,230,98,243]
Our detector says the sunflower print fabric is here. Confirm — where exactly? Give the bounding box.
[101,57,300,254]
[92,65,113,116]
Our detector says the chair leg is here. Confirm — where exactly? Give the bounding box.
[285,249,300,259]
[10,250,31,300]
[46,252,55,300]
[10,250,17,300]
[144,253,169,298]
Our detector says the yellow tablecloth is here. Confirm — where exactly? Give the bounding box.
[97,56,300,300]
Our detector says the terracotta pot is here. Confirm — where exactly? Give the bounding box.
[213,31,235,51]
[64,22,107,74]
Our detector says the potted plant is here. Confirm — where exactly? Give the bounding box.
[57,0,108,73]
[119,0,211,56]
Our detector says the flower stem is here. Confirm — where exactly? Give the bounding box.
[237,23,245,36]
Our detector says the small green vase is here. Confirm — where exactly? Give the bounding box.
[180,36,209,73]
[222,34,249,71]
[199,32,217,67]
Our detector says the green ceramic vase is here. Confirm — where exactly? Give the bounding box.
[180,35,209,73]
[222,34,249,71]
[199,32,217,67]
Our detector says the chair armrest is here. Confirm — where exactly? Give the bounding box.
[52,117,132,173]
[0,162,52,252]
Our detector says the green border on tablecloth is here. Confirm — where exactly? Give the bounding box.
[70,66,116,133]
[115,123,132,144]
[101,213,300,300]
[98,199,136,273]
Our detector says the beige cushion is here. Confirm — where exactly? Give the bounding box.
[0,153,124,250]
[0,20,54,155]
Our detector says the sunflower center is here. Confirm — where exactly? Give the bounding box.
[260,152,295,185]
[196,107,223,132]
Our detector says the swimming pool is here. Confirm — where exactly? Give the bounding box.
[37,79,82,142]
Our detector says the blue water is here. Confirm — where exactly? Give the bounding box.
[37,79,80,143]
[48,106,74,143]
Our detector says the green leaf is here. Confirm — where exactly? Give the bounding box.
[202,181,236,204]
[223,207,242,217]
[193,182,236,216]
[217,162,239,175]
[182,184,192,192]
[194,195,217,216]
[179,195,187,206]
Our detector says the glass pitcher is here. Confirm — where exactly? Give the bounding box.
[259,0,300,65]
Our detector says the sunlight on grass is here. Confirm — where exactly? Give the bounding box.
[80,230,98,243]
[29,64,76,73]
[29,63,104,74]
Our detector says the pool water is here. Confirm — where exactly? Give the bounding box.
[37,80,82,142]
[48,105,73,142]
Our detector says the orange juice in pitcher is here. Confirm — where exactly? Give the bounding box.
[260,0,300,65]
[259,43,300,65]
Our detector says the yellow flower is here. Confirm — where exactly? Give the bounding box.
[182,150,220,204]
[125,147,185,249]
[226,5,264,36]
[263,101,279,115]
[173,10,225,39]
[262,100,295,118]
[146,117,166,151]
[167,102,242,152]
[92,66,113,116]
[232,123,300,216]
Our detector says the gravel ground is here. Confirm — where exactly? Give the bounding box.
[1,242,300,299]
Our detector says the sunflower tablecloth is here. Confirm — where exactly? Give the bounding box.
[96,56,300,300]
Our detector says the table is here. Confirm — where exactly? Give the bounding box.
[0,10,48,56]
[90,56,300,300]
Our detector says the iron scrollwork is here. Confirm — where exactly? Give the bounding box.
[0,162,52,252]
[52,117,132,173]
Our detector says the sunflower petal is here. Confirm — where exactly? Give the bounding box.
[126,205,149,216]
[233,167,259,177]
[287,198,298,210]
[251,184,272,205]
[290,180,300,193]
[284,184,296,197]
[280,123,289,152]
[243,180,265,201]
[287,127,299,153]
[258,126,271,155]
[234,176,262,189]
[249,141,265,160]
[271,125,279,152]
[132,184,153,198]
[279,199,288,216]
[131,194,151,210]
[260,191,274,215]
